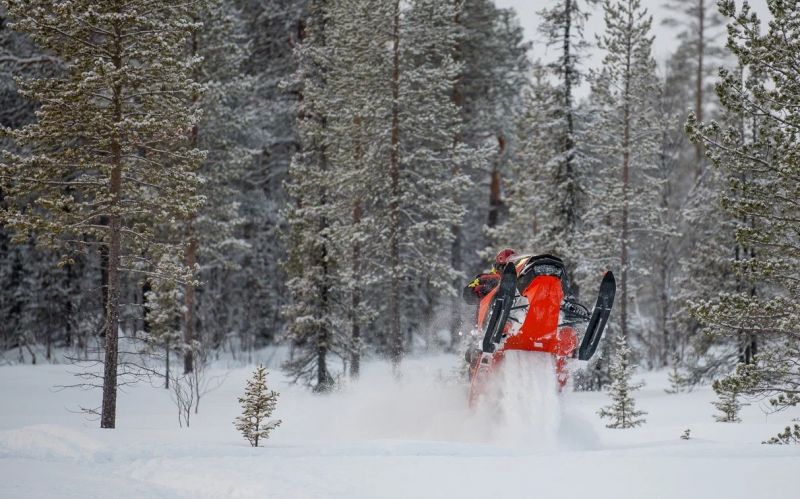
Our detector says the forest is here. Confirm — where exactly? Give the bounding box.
[0,0,798,442]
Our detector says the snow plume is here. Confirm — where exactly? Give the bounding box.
[472,351,562,447]
[274,353,598,450]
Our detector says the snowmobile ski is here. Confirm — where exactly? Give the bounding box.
[480,262,518,354]
[577,271,616,361]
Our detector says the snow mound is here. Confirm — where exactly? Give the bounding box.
[0,424,103,461]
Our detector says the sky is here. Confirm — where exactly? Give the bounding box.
[493,0,772,97]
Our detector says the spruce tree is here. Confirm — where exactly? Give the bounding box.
[598,334,647,428]
[225,0,307,356]
[0,0,204,427]
[234,364,281,447]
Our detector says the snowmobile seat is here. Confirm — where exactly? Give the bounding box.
[516,254,570,296]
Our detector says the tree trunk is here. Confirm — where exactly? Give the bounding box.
[350,115,364,378]
[316,238,332,391]
[183,232,197,374]
[388,0,403,372]
[101,24,124,430]
[165,341,170,389]
[449,0,464,348]
[562,0,579,297]
[659,241,670,366]
[620,6,633,344]
[563,0,576,234]
[101,158,122,429]
[183,29,200,375]
[694,0,705,172]
[64,263,74,348]
[487,135,506,228]
[99,242,109,336]
[350,201,362,378]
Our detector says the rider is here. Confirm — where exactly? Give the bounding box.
[462,248,520,366]
[462,248,518,305]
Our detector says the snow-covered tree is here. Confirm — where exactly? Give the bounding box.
[323,0,392,376]
[142,256,183,389]
[0,5,99,360]
[661,0,727,169]
[181,0,252,373]
[390,0,470,359]
[283,0,341,392]
[234,364,281,447]
[711,374,744,422]
[449,0,528,342]
[584,0,664,349]
[687,0,800,406]
[598,334,647,428]
[763,424,800,445]
[0,0,204,427]
[535,0,594,288]
[665,352,688,394]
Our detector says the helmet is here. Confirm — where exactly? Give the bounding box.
[495,248,517,267]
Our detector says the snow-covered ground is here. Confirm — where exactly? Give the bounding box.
[1,352,799,499]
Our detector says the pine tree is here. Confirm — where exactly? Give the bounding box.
[535,0,594,288]
[392,0,470,358]
[142,256,183,389]
[323,0,392,376]
[658,0,730,371]
[665,352,688,394]
[234,364,281,447]
[450,1,528,343]
[283,0,341,392]
[583,0,664,353]
[228,0,307,356]
[181,0,252,372]
[711,374,745,423]
[661,0,727,170]
[0,5,96,360]
[490,62,557,252]
[0,0,204,427]
[763,424,800,445]
[686,0,800,406]
[649,87,683,369]
[598,334,647,428]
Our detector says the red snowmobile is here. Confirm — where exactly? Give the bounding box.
[467,254,615,406]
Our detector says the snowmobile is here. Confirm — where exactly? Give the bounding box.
[467,254,615,406]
